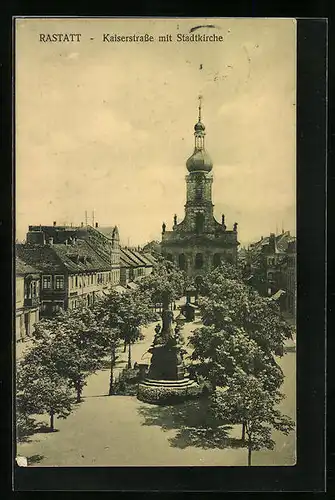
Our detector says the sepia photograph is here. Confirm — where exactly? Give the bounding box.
[15,17,297,469]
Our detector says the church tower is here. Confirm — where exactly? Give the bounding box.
[161,96,239,277]
[184,95,215,234]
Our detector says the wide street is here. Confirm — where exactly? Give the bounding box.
[16,306,296,467]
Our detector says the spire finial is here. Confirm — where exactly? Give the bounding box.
[198,94,203,122]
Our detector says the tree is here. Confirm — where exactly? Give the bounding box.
[17,360,75,431]
[189,324,284,395]
[196,271,293,357]
[29,307,109,402]
[139,260,187,337]
[96,289,153,370]
[209,372,294,465]
[189,269,292,392]
[198,261,244,295]
[188,263,294,445]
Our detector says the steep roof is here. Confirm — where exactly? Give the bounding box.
[276,231,294,252]
[16,256,40,276]
[120,253,133,267]
[85,225,115,263]
[94,226,119,240]
[142,252,158,265]
[52,240,112,272]
[121,248,145,267]
[143,240,162,254]
[16,240,111,274]
[16,244,66,273]
[129,250,153,266]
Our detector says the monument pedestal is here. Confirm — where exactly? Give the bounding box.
[137,337,200,405]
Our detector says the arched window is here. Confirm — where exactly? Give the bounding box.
[178,253,186,270]
[195,213,204,234]
[166,254,173,263]
[213,253,221,268]
[195,253,204,269]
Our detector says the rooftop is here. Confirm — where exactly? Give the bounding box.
[16,239,112,274]
[16,256,40,276]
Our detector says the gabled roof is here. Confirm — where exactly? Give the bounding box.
[129,250,153,266]
[276,231,294,252]
[121,248,145,267]
[120,253,133,267]
[52,240,112,272]
[16,256,40,276]
[85,225,115,263]
[250,237,269,251]
[94,226,119,240]
[17,240,111,274]
[142,252,158,265]
[16,244,66,273]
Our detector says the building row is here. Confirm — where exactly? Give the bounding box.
[15,223,157,342]
[240,230,296,319]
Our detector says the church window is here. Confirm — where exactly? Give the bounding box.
[166,254,173,263]
[195,253,204,269]
[178,254,186,270]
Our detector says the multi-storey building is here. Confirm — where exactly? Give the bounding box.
[15,257,41,341]
[16,223,121,316]
[120,247,156,285]
[281,239,296,319]
[161,97,239,278]
[244,231,296,317]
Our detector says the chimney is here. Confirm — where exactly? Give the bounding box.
[95,222,98,228]
[53,221,57,227]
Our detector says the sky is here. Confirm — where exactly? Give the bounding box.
[15,18,296,247]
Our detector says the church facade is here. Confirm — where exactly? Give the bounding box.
[161,97,239,277]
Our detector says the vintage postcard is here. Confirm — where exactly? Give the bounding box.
[15,17,297,469]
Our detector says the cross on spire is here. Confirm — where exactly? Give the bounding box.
[198,94,203,122]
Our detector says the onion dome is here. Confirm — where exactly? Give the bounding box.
[186,149,213,173]
[194,121,205,132]
[186,95,213,173]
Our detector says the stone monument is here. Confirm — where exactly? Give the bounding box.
[137,306,200,405]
